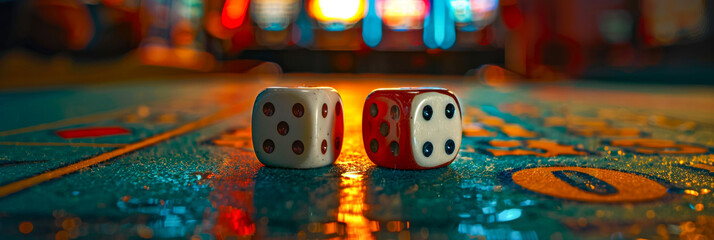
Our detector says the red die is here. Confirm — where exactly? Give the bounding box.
[362,88,462,169]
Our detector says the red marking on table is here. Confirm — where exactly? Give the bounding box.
[56,127,130,139]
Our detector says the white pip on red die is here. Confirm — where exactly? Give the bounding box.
[252,87,344,168]
[362,88,462,169]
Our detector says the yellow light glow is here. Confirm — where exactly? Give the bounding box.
[309,0,365,26]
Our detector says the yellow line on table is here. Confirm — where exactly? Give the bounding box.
[0,101,250,198]
[0,142,128,148]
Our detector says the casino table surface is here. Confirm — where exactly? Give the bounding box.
[0,74,713,240]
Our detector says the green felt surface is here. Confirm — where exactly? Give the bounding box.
[0,77,712,240]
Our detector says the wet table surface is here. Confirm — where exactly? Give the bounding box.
[0,75,713,239]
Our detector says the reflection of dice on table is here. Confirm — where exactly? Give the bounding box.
[251,87,344,169]
[252,167,341,238]
[362,88,462,170]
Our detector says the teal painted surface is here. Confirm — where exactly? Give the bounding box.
[0,79,712,239]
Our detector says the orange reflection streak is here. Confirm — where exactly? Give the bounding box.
[330,82,381,239]
[338,173,374,239]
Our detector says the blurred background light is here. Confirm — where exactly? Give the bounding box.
[33,0,95,50]
[598,10,633,44]
[250,0,300,31]
[309,0,365,30]
[470,0,498,29]
[291,4,314,47]
[451,0,473,24]
[500,0,522,29]
[641,0,708,46]
[378,0,429,30]
[221,0,249,29]
[450,0,498,31]
[0,0,712,82]
[423,0,456,49]
[363,0,383,47]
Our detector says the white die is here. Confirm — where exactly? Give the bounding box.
[409,92,462,168]
[251,87,344,168]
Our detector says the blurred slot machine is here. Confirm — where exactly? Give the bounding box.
[130,0,507,72]
[203,0,503,51]
[5,0,710,78]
